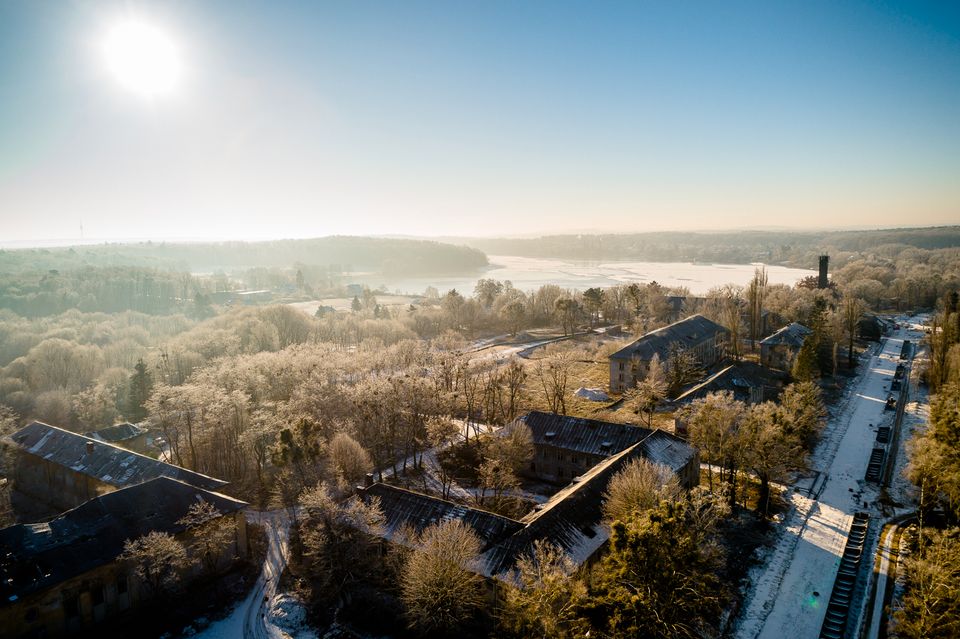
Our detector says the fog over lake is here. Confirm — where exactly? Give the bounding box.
[354,255,816,296]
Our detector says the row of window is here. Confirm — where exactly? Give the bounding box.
[538,449,579,465]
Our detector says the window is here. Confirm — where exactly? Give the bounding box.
[619,362,624,370]
[116,575,128,594]
[92,584,105,606]
[571,456,578,465]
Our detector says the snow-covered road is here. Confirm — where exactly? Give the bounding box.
[737,320,923,639]
[193,511,292,639]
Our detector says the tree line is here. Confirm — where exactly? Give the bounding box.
[896,291,960,639]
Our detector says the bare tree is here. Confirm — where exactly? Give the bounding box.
[625,354,668,426]
[501,300,527,337]
[721,285,744,360]
[554,298,581,336]
[486,422,534,473]
[535,346,573,415]
[893,529,960,639]
[298,483,386,598]
[478,457,521,506]
[740,402,804,515]
[328,431,373,485]
[665,345,704,397]
[502,359,527,423]
[582,288,605,327]
[121,531,191,598]
[842,295,865,368]
[679,391,746,496]
[177,500,236,578]
[427,416,461,499]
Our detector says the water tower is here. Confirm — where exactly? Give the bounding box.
[818,255,829,289]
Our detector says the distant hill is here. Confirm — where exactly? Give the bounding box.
[0,236,489,275]
[439,226,960,269]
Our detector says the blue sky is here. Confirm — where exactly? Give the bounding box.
[1,1,958,242]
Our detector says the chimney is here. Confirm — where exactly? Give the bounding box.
[818,255,829,289]
[86,441,94,455]
[364,473,374,488]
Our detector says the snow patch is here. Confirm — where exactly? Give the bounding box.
[574,387,610,401]
[269,594,318,639]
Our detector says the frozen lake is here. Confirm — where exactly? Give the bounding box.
[353,255,815,296]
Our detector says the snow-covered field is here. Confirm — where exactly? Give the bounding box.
[736,319,924,639]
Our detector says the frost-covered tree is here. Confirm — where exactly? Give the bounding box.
[401,519,484,635]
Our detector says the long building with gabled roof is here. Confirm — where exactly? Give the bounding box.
[5,421,227,516]
[0,477,247,638]
[609,314,729,393]
[357,412,699,582]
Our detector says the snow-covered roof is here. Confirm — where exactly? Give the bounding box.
[519,411,652,457]
[638,430,699,476]
[759,322,812,348]
[672,362,787,405]
[609,314,729,362]
[361,416,698,580]
[8,421,226,491]
[83,422,146,443]
[360,483,522,552]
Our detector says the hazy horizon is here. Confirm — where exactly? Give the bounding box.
[2,1,959,243]
[3,222,959,251]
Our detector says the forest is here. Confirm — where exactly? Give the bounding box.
[1,231,959,637]
[0,235,488,275]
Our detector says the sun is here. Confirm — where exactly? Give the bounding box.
[102,20,181,98]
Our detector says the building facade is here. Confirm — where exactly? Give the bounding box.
[609,314,729,393]
[759,322,812,371]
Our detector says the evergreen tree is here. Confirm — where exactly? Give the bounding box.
[586,494,727,639]
[499,540,589,639]
[791,335,819,381]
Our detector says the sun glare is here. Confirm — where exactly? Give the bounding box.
[102,20,181,98]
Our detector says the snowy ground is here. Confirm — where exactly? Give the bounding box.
[736,319,925,639]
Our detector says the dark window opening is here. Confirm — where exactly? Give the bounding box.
[64,596,79,618]
[92,585,105,606]
[116,575,128,594]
